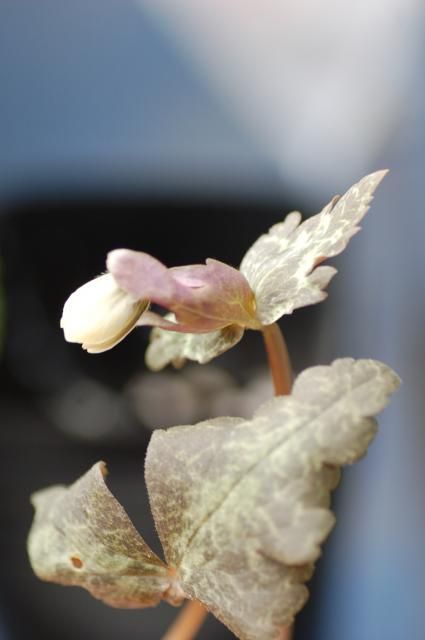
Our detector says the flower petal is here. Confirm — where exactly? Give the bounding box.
[240,171,387,325]
[137,310,204,333]
[108,250,259,332]
[61,273,148,353]
[145,321,245,371]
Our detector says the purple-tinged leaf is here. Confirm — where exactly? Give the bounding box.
[240,171,387,325]
[28,359,399,638]
[107,250,259,332]
[145,315,245,370]
[145,358,399,640]
[28,462,184,608]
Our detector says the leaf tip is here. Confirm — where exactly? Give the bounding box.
[359,168,389,193]
[98,460,109,478]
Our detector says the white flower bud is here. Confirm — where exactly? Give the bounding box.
[60,273,148,353]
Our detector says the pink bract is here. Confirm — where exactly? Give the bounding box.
[107,249,260,333]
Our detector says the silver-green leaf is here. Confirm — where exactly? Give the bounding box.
[28,462,184,608]
[240,171,387,325]
[145,358,399,640]
[145,323,244,371]
[28,359,399,640]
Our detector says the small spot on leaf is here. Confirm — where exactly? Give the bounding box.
[70,556,83,569]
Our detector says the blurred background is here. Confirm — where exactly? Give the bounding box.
[1,1,424,639]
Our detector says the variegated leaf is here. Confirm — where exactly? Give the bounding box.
[240,171,387,325]
[145,323,244,371]
[28,462,184,608]
[145,358,399,640]
[28,359,399,639]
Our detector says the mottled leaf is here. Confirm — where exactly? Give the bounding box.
[240,171,387,325]
[145,358,399,640]
[28,462,184,608]
[28,359,399,639]
[145,317,245,370]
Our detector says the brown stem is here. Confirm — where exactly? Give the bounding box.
[262,323,293,396]
[263,323,294,640]
[161,601,208,640]
[278,624,294,640]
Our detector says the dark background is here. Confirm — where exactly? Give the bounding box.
[1,2,424,639]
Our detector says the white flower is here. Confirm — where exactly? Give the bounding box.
[60,171,386,363]
[60,273,148,353]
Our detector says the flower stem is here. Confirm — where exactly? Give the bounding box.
[279,624,294,640]
[263,323,294,640]
[262,323,293,396]
[161,601,208,640]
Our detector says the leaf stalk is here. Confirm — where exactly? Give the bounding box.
[262,323,293,395]
[263,322,294,639]
[161,600,208,640]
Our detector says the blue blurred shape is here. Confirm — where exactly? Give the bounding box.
[0,0,275,201]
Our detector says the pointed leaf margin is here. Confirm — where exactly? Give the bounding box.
[145,322,244,371]
[240,171,387,324]
[145,358,399,640]
[28,461,184,608]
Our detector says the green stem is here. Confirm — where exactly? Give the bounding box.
[262,323,293,395]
